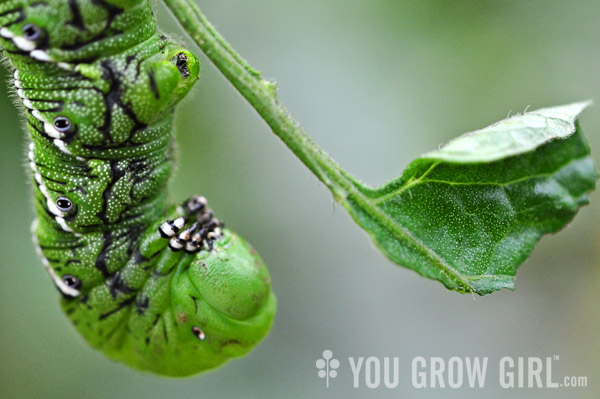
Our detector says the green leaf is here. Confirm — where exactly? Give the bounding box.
[163,4,595,295]
[344,102,597,295]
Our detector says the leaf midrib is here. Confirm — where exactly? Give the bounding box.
[374,155,585,205]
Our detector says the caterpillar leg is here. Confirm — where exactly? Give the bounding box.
[136,195,220,259]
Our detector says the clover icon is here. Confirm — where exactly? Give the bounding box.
[316,350,340,387]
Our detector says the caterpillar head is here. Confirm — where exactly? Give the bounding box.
[126,46,201,123]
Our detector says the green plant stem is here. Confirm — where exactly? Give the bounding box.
[163,0,356,203]
[161,0,439,276]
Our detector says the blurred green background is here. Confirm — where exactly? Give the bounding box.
[1,0,598,398]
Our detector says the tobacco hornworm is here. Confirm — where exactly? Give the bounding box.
[0,0,276,376]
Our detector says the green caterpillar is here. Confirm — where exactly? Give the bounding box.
[0,0,276,376]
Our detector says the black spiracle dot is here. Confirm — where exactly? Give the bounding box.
[22,23,41,41]
[192,326,206,341]
[62,275,81,289]
[53,116,72,132]
[56,196,73,212]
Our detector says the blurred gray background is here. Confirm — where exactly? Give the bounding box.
[0,0,598,398]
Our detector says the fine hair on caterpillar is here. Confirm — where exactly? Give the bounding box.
[0,0,276,377]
